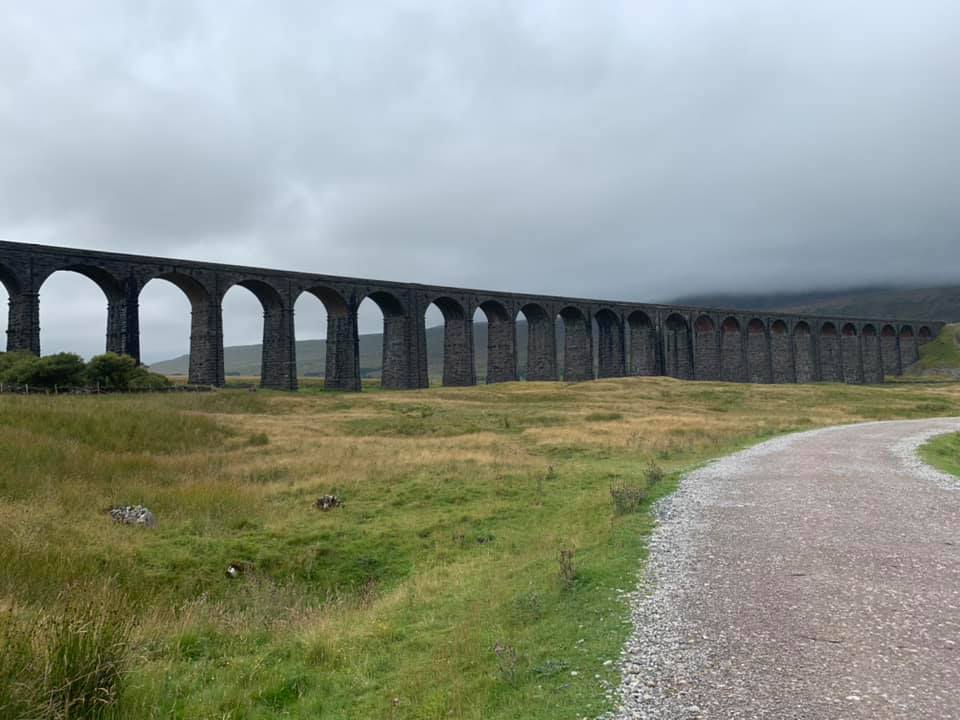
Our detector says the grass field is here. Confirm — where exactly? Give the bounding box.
[911,323,960,374]
[919,430,960,479]
[4,377,960,719]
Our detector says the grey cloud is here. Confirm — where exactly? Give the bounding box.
[2,0,959,360]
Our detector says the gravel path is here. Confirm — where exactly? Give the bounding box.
[610,418,960,719]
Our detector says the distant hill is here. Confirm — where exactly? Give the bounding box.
[152,286,960,378]
[150,322,537,379]
[672,286,960,322]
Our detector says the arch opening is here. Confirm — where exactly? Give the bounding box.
[840,323,863,384]
[746,318,771,383]
[37,268,122,359]
[819,322,841,382]
[361,290,417,389]
[720,316,745,382]
[693,315,718,380]
[476,300,515,384]
[628,310,658,376]
[221,284,272,385]
[558,306,592,382]
[860,324,882,384]
[793,321,816,383]
[770,320,794,384]
[594,309,624,379]
[425,296,474,387]
[138,278,195,375]
[518,303,556,381]
[663,313,693,380]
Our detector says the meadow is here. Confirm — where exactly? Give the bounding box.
[3,377,960,719]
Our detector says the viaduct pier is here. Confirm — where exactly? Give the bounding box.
[0,241,942,391]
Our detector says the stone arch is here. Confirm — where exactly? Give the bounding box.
[793,321,816,383]
[138,272,210,381]
[663,313,693,380]
[141,273,216,383]
[840,323,863,384]
[861,324,882,383]
[0,264,24,353]
[37,265,126,359]
[879,324,900,376]
[425,295,474,387]
[693,315,719,380]
[476,299,516,384]
[594,308,624,379]
[746,318,772,383]
[559,305,593,382]
[0,263,21,296]
[518,302,557,381]
[362,290,419,390]
[720,316,746,382]
[770,320,794,383]
[221,278,292,389]
[819,322,840,382]
[899,325,918,367]
[627,310,658,376]
[293,286,355,389]
[918,326,933,343]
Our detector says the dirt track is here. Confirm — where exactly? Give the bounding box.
[614,418,960,719]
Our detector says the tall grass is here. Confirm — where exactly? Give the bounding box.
[1,589,134,720]
[2,378,960,718]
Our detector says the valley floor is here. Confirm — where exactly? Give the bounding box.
[3,377,960,719]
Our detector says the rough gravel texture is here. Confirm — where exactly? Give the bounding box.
[610,418,960,720]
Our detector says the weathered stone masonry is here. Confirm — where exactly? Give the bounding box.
[0,241,943,391]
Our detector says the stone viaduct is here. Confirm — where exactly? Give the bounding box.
[0,241,943,391]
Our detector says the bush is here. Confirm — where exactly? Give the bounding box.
[610,482,647,514]
[84,353,171,391]
[85,353,139,390]
[0,352,86,388]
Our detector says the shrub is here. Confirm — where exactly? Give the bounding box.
[644,460,666,486]
[610,482,647,514]
[85,352,139,390]
[0,352,87,388]
[84,353,171,391]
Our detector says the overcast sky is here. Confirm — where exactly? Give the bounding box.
[2,1,959,361]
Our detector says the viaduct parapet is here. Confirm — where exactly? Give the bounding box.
[0,241,943,390]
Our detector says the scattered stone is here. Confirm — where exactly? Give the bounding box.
[226,561,255,579]
[109,504,156,527]
[314,494,344,511]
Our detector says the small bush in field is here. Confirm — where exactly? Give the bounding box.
[610,482,647,514]
[644,460,666,486]
[86,353,171,391]
[247,432,270,446]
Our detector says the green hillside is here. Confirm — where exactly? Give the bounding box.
[910,323,960,375]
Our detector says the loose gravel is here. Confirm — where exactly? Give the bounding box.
[607,418,960,720]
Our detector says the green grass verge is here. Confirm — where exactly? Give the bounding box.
[919,431,960,478]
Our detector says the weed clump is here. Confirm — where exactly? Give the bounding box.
[247,432,270,446]
[609,483,648,514]
[558,548,576,590]
[493,642,519,684]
